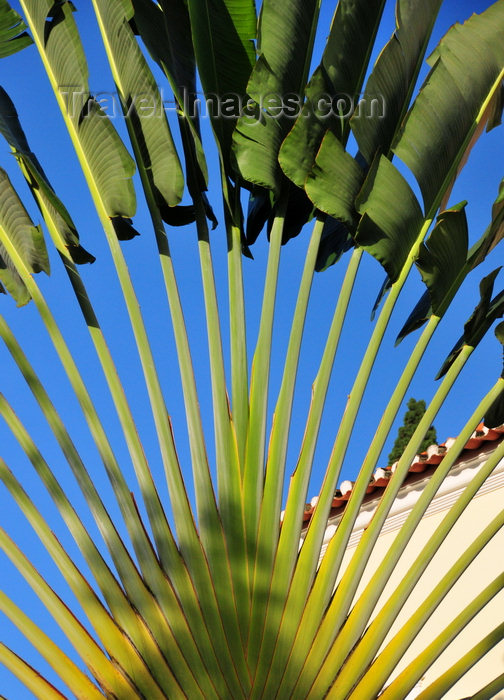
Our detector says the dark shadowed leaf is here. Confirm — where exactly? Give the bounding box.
[371,275,392,321]
[315,217,353,272]
[111,216,140,241]
[464,270,503,347]
[246,187,272,246]
[158,203,196,228]
[469,178,504,269]
[395,290,432,346]
[398,180,504,344]
[415,203,468,317]
[484,322,504,426]
[131,0,209,195]
[267,184,314,245]
[437,269,504,378]
[245,182,312,247]
[484,390,504,428]
[132,0,196,103]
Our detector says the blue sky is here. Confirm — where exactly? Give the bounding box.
[0,0,503,696]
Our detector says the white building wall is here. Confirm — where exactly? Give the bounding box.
[318,450,504,698]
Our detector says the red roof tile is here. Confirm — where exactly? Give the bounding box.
[295,423,504,528]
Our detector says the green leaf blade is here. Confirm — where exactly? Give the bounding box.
[233,0,319,193]
[92,0,184,210]
[188,0,256,172]
[279,0,386,187]
[0,0,33,57]
[355,155,424,281]
[304,131,363,225]
[0,167,49,305]
[416,202,469,317]
[351,0,443,164]
[0,86,94,263]
[22,0,137,222]
[393,2,504,214]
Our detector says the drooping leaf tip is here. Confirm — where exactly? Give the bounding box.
[110,216,140,241]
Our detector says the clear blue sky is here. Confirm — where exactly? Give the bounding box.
[1,0,503,696]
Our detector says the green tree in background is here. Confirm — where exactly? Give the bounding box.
[388,398,438,465]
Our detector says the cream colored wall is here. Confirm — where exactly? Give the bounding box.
[325,461,504,698]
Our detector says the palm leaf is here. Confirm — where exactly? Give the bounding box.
[0,588,104,699]
[335,505,504,699]
[19,0,137,231]
[0,527,138,697]
[0,167,48,305]
[0,419,215,698]
[187,0,256,174]
[91,0,184,211]
[304,131,364,226]
[308,377,504,698]
[376,578,504,700]
[354,155,424,281]
[0,644,66,699]
[0,315,233,696]
[470,176,504,268]
[437,269,504,379]
[315,216,353,272]
[131,0,209,202]
[249,4,504,684]
[0,0,32,57]
[414,201,468,315]
[306,2,504,279]
[0,86,94,263]
[393,1,504,214]
[301,0,441,237]
[397,178,504,344]
[416,624,504,700]
[233,0,320,195]
[279,0,386,188]
[2,1,504,697]
[351,0,443,165]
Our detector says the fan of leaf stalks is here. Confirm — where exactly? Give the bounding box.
[0,0,503,697]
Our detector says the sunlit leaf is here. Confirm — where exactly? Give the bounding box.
[0,86,94,263]
[92,0,184,212]
[305,131,363,226]
[0,0,32,57]
[0,168,48,305]
[21,0,137,234]
[233,0,319,195]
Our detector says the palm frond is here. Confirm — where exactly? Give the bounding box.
[0,0,503,697]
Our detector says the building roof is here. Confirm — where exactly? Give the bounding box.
[298,423,504,526]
